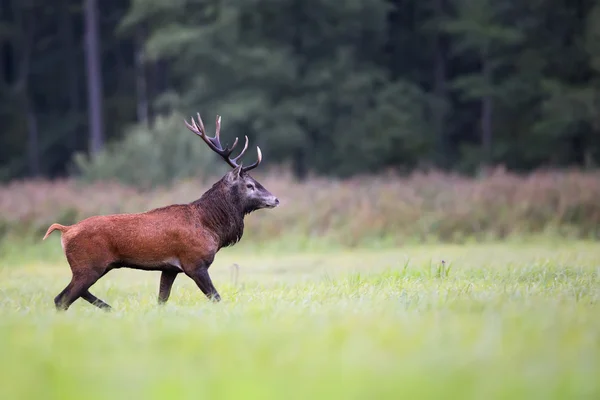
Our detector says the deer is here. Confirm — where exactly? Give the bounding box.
[43,113,279,311]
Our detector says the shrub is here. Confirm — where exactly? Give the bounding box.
[72,112,227,188]
[1,168,600,246]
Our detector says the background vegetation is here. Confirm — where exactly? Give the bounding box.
[2,0,600,184]
[2,168,600,246]
[2,0,599,246]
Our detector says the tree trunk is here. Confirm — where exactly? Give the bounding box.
[0,0,10,86]
[481,56,493,166]
[150,59,168,120]
[432,0,448,167]
[60,0,81,150]
[83,0,104,155]
[292,0,310,181]
[293,148,308,181]
[135,27,149,126]
[10,0,39,176]
[26,99,40,176]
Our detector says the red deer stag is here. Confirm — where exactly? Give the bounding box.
[43,113,279,311]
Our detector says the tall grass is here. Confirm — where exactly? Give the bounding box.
[1,168,599,246]
[1,243,599,399]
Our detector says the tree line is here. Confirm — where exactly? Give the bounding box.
[1,0,599,183]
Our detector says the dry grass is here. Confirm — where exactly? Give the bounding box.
[1,168,600,246]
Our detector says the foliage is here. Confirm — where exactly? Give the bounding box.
[0,243,599,399]
[2,169,600,247]
[2,0,600,181]
[72,111,225,188]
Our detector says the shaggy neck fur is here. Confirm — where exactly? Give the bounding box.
[192,178,248,248]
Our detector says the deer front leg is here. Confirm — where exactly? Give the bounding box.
[186,266,221,302]
[158,270,179,305]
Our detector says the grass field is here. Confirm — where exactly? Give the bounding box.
[1,239,599,399]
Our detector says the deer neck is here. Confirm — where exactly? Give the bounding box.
[192,182,245,248]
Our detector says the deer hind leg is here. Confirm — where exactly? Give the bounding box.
[158,270,179,305]
[54,271,104,311]
[54,280,75,310]
[54,261,108,312]
[81,290,112,310]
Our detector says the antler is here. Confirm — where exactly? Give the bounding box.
[184,113,262,172]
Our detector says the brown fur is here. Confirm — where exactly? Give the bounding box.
[44,166,278,311]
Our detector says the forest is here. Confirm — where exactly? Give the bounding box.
[1,0,600,184]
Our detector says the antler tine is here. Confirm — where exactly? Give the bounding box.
[196,113,225,153]
[195,113,206,136]
[186,117,214,152]
[231,135,249,164]
[215,115,243,157]
[215,115,221,143]
[229,136,239,151]
[184,114,205,140]
[241,146,262,173]
[184,117,200,136]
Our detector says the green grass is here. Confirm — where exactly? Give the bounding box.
[1,239,599,399]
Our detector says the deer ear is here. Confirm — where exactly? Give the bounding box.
[227,165,243,182]
[234,164,243,177]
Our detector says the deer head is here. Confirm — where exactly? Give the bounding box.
[184,113,279,214]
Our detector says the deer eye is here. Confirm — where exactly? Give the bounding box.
[246,184,254,190]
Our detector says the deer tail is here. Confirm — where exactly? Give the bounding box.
[43,223,70,240]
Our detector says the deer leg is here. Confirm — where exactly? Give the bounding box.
[81,290,112,311]
[186,267,221,302]
[54,272,102,311]
[158,271,178,305]
[54,281,75,310]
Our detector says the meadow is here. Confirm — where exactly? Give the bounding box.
[0,170,599,399]
[1,238,599,399]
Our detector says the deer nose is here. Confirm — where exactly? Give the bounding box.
[268,197,280,208]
